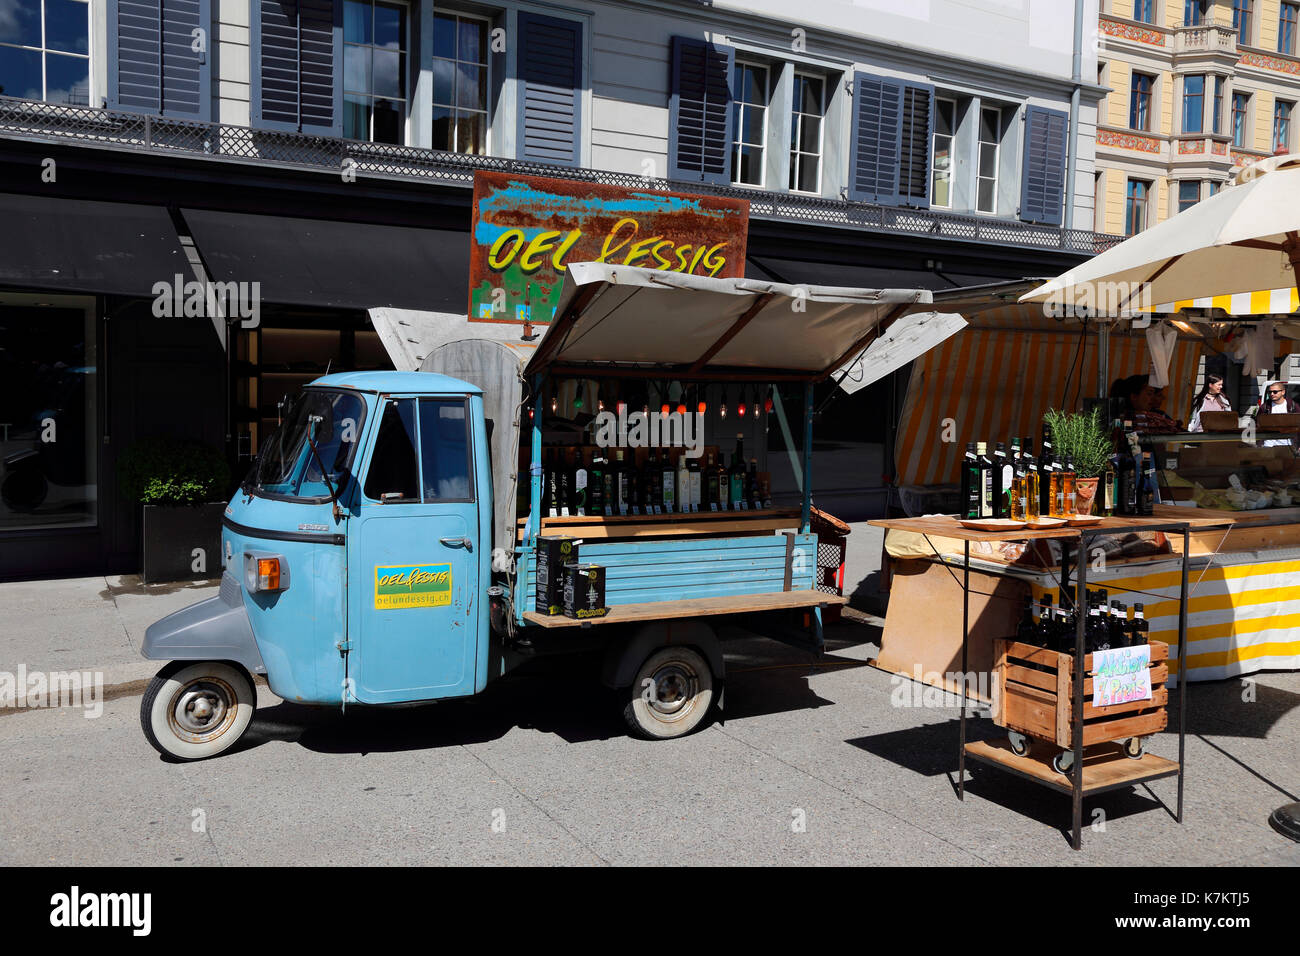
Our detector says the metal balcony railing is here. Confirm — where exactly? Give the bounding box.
[0,96,1122,255]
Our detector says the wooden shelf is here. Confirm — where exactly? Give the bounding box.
[523,589,846,628]
[518,508,804,541]
[964,738,1180,796]
[869,514,1189,543]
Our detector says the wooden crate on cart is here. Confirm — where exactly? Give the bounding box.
[990,639,1169,749]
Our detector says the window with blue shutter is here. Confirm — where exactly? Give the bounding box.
[668,36,734,184]
[898,82,933,208]
[1020,105,1069,226]
[252,0,341,135]
[516,12,582,165]
[847,73,901,204]
[108,0,211,120]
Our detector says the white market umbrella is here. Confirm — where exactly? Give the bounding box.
[1021,154,1300,312]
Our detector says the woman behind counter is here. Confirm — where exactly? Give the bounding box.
[1188,374,1231,433]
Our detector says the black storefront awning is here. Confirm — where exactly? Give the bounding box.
[746,255,996,292]
[0,193,186,296]
[181,209,470,313]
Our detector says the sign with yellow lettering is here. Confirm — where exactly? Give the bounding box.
[469,171,749,324]
[374,563,453,610]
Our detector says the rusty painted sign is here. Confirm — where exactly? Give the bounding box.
[468,171,749,324]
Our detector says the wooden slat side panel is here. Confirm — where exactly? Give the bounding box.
[1001,683,1058,739]
[1083,687,1169,720]
[1083,663,1168,694]
[523,589,844,629]
[1082,710,1167,746]
[1003,662,1058,693]
[1056,665,1072,748]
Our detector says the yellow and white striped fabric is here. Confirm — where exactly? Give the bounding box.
[1027,553,1300,682]
[1153,286,1300,315]
[895,328,1201,488]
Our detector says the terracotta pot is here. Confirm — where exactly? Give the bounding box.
[1075,477,1099,515]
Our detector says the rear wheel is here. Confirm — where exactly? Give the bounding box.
[141,661,256,761]
[622,646,714,740]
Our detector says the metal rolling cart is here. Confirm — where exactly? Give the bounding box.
[870,515,1190,850]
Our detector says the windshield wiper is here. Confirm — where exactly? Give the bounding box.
[307,416,343,522]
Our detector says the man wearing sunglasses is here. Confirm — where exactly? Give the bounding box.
[1258,381,1300,450]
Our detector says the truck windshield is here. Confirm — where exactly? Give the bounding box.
[248,389,366,500]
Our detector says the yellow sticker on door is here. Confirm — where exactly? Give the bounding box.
[374,563,452,609]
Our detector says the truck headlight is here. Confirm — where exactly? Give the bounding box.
[243,551,290,593]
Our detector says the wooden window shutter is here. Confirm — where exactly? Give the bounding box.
[847,72,903,204]
[898,83,934,208]
[1020,106,1069,225]
[517,13,583,165]
[668,36,734,184]
[255,0,341,135]
[110,0,212,120]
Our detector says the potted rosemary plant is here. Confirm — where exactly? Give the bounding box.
[1042,407,1111,515]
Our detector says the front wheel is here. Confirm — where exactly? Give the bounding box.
[141,661,256,761]
[623,646,715,740]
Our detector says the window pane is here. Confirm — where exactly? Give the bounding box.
[343,93,369,139]
[0,45,43,99]
[796,154,819,193]
[737,144,762,185]
[372,97,402,144]
[979,142,997,178]
[373,49,402,98]
[458,17,484,63]
[741,103,763,144]
[798,114,820,152]
[741,65,765,104]
[932,168,950,207]
[936,99,955,137]
[344,45,371,94]
[344,0,372,43]
[978,177,995,213]
[374,1,403,49]
[980,107,999,143]
[456,113,485,154]
[799,76,822,113]
[364,400,419,502]
[419,400,472,501]
[0,0,41,47]
[432,105,452,149]
[456,63,484,110]
[44,52,89,105]
[45,0,89,55]
[433,13,456,59]
[432,58,454,107]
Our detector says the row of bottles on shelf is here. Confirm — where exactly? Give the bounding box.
[958,423,1159,520]
[1015,590,1149,654]
[541,435,772,518]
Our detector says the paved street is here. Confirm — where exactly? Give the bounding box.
[2,583,1298,866]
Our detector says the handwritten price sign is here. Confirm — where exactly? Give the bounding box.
[1091,645,1153,708]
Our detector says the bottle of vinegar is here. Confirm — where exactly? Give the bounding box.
[1049,457,1064,517]
[1010,461,1026,521]
[1063,458,1077,516]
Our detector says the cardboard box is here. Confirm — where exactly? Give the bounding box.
[536,536,578,616]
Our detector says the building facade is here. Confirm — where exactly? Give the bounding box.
[1096,0,1300,234]
[0,0,1112,578]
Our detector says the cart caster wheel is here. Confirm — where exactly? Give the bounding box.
[1052,751,1076,776]
[1008,732,1029,757]
[1124,736,1145,759]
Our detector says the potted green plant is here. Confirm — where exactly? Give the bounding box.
[1042,407,1111,515]
[118,439,231,583]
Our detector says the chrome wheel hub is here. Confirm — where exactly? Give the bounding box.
[169,678,235,741]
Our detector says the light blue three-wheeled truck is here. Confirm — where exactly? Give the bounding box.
[139,264,937,760]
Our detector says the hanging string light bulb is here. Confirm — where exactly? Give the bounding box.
[752,386,761,418]
[573,382,584,411]
[720,386,728,420]
[737,385,748,419]
[764,386,774,414]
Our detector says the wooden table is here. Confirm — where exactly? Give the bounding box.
[867,514,1190,851]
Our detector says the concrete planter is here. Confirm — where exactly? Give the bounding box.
[141,502,225,583]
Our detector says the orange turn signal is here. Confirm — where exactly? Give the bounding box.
[257,557,280,591]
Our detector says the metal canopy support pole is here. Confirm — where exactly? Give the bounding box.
[958,539,970,800]
[1098,321,1110,399]
[801,381,814,533]
[527,375,544,546]
[1072,533,1088,851]
[1178,527,1189,822]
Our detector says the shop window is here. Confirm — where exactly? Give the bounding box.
[0,301,96,531]
[1125,178,1150,235]
[0,0,89,104]
[731,60,769,187]
[1283,3,1299,55]
[343,0,410,144]
[432,10,491,154]
[1130,72,1153,131]
[789,72,824,194]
